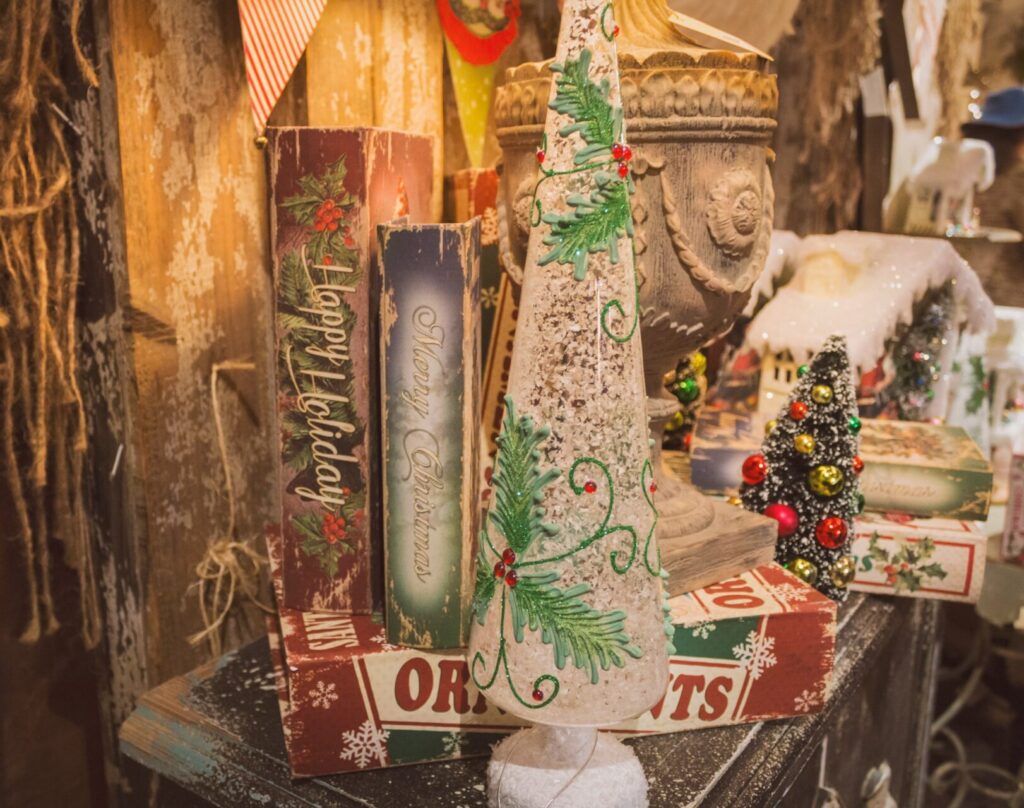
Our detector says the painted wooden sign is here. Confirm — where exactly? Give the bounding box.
[378,221,481,647]
[268,127,433,613]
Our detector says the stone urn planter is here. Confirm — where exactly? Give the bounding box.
[495,0,779,583]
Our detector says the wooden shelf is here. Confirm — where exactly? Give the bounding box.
[119,595,940,807]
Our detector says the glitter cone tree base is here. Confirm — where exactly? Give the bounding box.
[487,727,648,808]
[740,335,863,601]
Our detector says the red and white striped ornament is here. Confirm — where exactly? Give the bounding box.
[238,0,327,132]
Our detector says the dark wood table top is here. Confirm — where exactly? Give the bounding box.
[119,593,917,807]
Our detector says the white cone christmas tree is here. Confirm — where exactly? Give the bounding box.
[740,334,863,601]
[468,0,670,730]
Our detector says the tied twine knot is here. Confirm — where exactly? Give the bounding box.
[187,361,273,658]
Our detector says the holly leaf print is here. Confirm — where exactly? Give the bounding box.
[918,563,947,581]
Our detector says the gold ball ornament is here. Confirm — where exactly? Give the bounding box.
[690,352,707,376]
[794,433,816,454]
[787,557,818,585]
[764,419,778,436]
[830,555,856,588]
[808,464,845,497]
[811,384,834,404]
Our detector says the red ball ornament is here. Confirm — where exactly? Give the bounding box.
[815,516,848,549]
[504,569,519,588]
[536,149,545,164]
[493,561,506,579]
[532,688,544,702]
[612,143,625,160]
[742,454,768,485]
[649,481,658,494]
[622,145,633,162]
[583,480,598,494]
[617,162,629,178]
[789,401,809,420]
[502,548,517,566]
[764,503,799,538]
[852,455,864,475]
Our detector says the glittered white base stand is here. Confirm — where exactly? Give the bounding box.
[486,726,649,808]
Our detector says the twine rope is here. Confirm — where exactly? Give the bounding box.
[0,0,99,645]
[187,361,273,658]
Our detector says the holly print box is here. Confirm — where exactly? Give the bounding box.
[268,562,835,777]
[268,127,433,613]
[849,511,986,602]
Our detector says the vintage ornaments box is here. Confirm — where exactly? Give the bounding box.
[268,562,836,777]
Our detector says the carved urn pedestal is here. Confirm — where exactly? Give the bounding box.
[495,2,779,593]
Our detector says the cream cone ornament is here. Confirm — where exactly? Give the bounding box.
[468,0,671,731]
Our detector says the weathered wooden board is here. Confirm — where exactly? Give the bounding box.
[119,596,940,807]
[661,502,779,597]
[104,0,278,686]
[305,0,444,221]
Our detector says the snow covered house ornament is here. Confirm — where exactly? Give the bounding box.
[745,231,995,419]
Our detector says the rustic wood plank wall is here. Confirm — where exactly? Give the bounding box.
[101,0,278,690]
[305,0,444,220]
[64,4,449,798]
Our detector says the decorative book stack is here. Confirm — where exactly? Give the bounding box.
[378,221,481,648]
[268,127,433,613]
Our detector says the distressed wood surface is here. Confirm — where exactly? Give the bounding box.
[104,0,277,687]
[305,0,444,221]
[119,595,939,807]
[661,503,778,597]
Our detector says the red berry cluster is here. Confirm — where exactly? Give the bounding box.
[322,512,347,545]
[883,562,909,584]
[493,547,519,588]
[314,199,343,232]
[612,142,633,178]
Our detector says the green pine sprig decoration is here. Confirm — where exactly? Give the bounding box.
[539,173,633,281]
[508,571,642,684]
[548,48,620,162]
[472,544,497,626]
[487,400,561,555]
[470,396,648,707]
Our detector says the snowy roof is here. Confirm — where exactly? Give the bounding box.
[742,230,801,318]
[745,231,996,373]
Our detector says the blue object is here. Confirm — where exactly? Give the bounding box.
[972,87,1024,128]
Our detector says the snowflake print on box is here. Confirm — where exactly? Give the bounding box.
[741,335,863,601]
[684,619,716,640]
[467,0,669,729]
[339,720,390,770]
[309,680,339,710]
[732,630,778,680]
[793,687,824,713]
